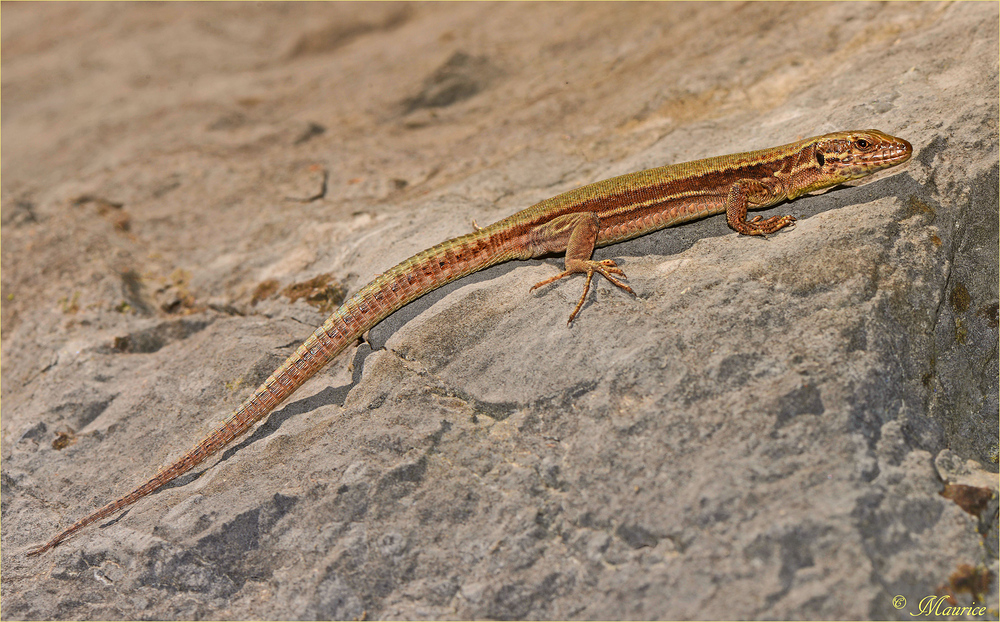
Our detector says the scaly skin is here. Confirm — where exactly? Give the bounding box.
[27,129,912,555]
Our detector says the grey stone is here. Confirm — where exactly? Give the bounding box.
[3,2,996,620]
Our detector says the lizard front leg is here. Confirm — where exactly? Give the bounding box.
[527,212,634,324]
[725,178,796,235]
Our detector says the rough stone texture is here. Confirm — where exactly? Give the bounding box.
[2,3,997,620]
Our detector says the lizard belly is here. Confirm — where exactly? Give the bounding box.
[596,194,727,247]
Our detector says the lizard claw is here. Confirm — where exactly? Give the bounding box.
[744,214,796,235]
[531,259,634,324]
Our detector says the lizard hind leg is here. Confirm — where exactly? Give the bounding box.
[530,258,633,324]
[526,212,634,324]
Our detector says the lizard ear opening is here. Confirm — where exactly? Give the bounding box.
[815,151,825,167]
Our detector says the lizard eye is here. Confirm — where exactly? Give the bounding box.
[856,138,870,149]
[815,151,825,166]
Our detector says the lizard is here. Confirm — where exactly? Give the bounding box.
[27,129,912,556]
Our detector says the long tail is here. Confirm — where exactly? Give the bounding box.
[28,224,525,555]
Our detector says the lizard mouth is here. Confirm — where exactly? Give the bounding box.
[874,138,913,166]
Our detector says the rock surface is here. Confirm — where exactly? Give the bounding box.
[2,3,997,620]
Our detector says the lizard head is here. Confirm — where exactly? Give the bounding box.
[810,130,912,183]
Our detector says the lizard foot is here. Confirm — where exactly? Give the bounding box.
[741,214,796,236]
[530,259,634,324]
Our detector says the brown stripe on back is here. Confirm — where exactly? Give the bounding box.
[506,154,792,242]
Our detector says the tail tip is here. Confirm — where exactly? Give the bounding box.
[26,540,57,557]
